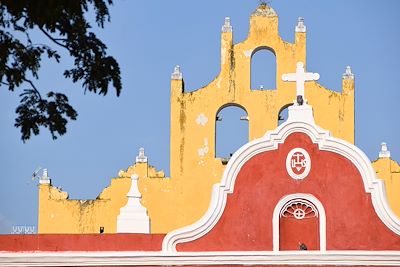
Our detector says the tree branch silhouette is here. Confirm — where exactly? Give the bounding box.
[0,0,122,141]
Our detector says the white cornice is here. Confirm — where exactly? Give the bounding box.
[2,251,400,266]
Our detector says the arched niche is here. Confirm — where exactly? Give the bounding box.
[273,194,326,251]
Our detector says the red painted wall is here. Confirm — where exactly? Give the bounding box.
[0,234,164,252]
[178,133,400,251]
[280,216,319,250]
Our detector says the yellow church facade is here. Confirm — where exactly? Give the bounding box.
[37,4,400,234]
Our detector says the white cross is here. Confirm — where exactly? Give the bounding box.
[282,62,320,102]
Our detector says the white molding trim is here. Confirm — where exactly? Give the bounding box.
[162,105,400,252]
[272,194,326,251]
[2,251,400,266]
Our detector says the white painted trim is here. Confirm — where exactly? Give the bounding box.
[272,194,326,251]
[162,105,400,252]
[2,251,400,266]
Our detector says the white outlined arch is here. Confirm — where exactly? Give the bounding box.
[162,104,400,253]
[272,193,326,251]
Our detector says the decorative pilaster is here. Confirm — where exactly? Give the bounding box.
[116,174,150,233]
[221,17,233,72]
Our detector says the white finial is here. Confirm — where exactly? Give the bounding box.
[171,65,183,80]
[282,62,320,105]
[39,169,51,184]
[127,174,141,198]
[379,142,391,158]
[222,17,233,32]
[116,174,150,233]
[295,17,306,33]
[136,147,148,163]
[343,65,354,80]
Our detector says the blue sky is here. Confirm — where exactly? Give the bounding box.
[0,0,399,233]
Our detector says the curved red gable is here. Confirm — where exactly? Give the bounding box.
[178,133,400,251]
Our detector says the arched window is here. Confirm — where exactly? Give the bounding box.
[251,48,276,90]
[215,105,248,163]
[278,104,293,126]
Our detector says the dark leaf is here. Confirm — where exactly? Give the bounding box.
[1,0,122,141]
[15,90,78,142]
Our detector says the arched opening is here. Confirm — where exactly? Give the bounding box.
[278,104,293,126]
[215,105,248,163]
[251,47,276,90]
[273,194,326,251]
[279,199,319,251]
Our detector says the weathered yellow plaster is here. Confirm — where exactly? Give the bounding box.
[372,158,400,216]
[39,5,397,234]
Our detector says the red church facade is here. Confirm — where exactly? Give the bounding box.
[1,104,400,266]
[177,132,400,252]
